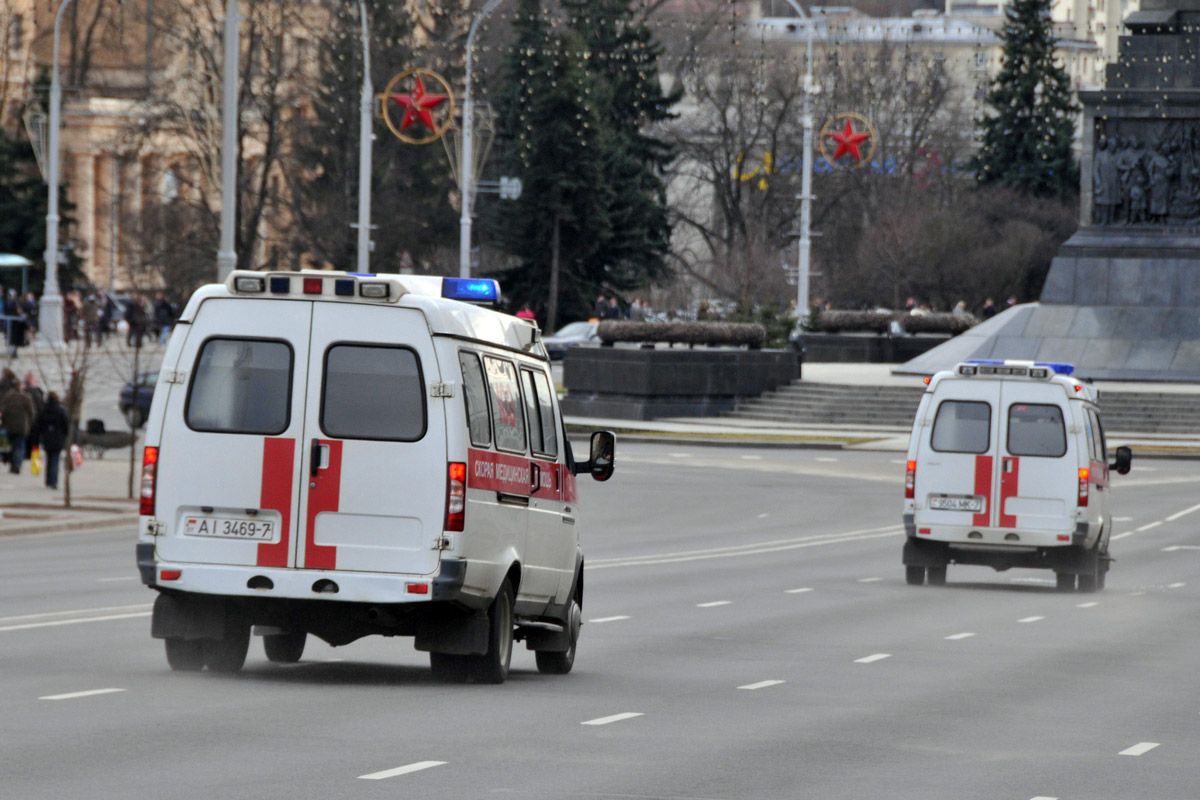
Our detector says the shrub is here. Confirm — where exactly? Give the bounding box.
[808,310,977,335]
[597,320,768,348]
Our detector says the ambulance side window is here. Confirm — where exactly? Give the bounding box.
[321,344,426,441]
[521,368,559,458]
[1082,410,1099,462]
[483,356,527,454]
[1007,404,1067,458]
[186,338,292,435]
[931,400,991,454]
[458,352,492,447]
[1089,409,1108,460]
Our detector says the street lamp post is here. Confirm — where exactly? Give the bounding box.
[355,0,372,273]
[459,0,504,278]
[216,0,239,281]
[40,0,76,349]
[782,0,816,320]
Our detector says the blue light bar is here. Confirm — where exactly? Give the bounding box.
[1035,361,1075,376]
[334,279,355,297]
[967,359,1006,366]
[442,277,500,305]
[269,276,290,294]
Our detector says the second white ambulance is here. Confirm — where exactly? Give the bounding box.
[137,270,615,683]
[902,360,1131,592]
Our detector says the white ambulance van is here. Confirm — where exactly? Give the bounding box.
[136,270,615,683]
[902,360,1131,592]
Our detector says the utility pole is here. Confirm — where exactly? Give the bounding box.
[459,0,504,278]
[216,0,239,281]
[355,0,373,273]
[782,0,816,319]
[41,0,76,348]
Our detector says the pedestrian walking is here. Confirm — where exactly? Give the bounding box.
[22,372,44,461]
[127,294,149,348]
[153,292,176,344]
[34,391,69,490]
[0,376,36,473]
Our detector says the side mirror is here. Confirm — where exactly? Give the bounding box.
[1110,445,1132,476]
[588,430,616,482]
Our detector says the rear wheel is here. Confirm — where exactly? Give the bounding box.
[429,652,472,683]
[926,566,947,587]
[263,631,306,664]
[535,596,581,675]
[467,581,514,684]
[164,638,205,671]
[1056,572,1076,592]
[905,566,925,586]
[202,623,251,673]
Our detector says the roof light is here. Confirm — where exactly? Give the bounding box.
[1030,368,1049,379]
[334,279,355,297]
[359,282,389,299]
[1036,361,1075,376]
[234,276,265,293]
[922,375,932,385]
[303,277,323,295]
[269,276,290,294]
[442,277,500,304]
[958,365,977,376]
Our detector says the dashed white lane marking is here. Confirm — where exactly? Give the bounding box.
[588,615,630,624]
[1135,521,1164,532]
[854,653,891,664]
[815,457,839,463]
[945,632,976,641]
[668,453,691,459]
[1162,545,1200,552]
[738,680,785,691]
[1113,516,1134,522]
[890,459,907,465]
[1018,616,1045,623]
[857,577,883,583]
[1010,577,1054,585]
[696,601,732,608]
[741,455,763,461]
[1029,796,1059,800]
[1128,591,1147,597]
[96,576,137,583]
[39,688,125,701]
[0,603,151,624]
[1168,582,1186,589]
[357,761,447,780]
[581,712,643,726]
[756,512,769,519]
[1165,502,1200,522]
[1076,602,1099,609]
[784,587,814,594]
[1119,742,1160,757]
[1110,531,1135,541]
[0,611,152,633]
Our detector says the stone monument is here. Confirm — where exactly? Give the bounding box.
[900,0,1200,380]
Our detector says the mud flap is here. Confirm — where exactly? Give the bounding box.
[151,593,228,641]
[903,537,947,567]
[413,607,489,656]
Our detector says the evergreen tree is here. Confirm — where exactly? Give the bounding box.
[491,0,607,329]
[974,0,1078,197]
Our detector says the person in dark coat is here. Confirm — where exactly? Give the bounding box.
[0,381,35,473]
[35,392,70,490]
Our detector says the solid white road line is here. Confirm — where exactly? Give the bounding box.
[1168,582,1186,589]
[945,632,976,641]
[0,603,152,624]
[696,601,732,608]
[0,611,152,633]
[588,615,630,624]
[39,688,126,701]
[1165,502,1200,522]
[1076,602,1099,609]
[1110,531,1135,541]
[1118,742,1160,757]
[738,680,785,691]
[581,712,643,726]
[1162,545,1200,552]
[1018,616,1045,623]
[357,761,446,780]
[784,587,814,594]
[1135,521,1164,532]
[857,577,882,583]
[854,653,891,664]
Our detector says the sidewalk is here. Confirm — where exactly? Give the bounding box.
[0,452,139,537]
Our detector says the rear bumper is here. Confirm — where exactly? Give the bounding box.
[905,521,1092,549]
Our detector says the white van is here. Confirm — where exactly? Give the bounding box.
[136,270,615,683]
[902,360,1131,592]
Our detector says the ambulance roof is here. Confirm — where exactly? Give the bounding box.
[927,359,1099,403]
[178,270,545,357]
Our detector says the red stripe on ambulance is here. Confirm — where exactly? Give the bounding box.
[304,440,342,570]
[468,448,564,501]
[256,438,296,568]
[999,456,1020,528]
[972,454,993,528]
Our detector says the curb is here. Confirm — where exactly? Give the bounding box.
[601,433,850,450]
[0,514,139,538]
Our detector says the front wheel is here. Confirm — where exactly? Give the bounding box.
[263,631,306,664]
[536,596,581,675]
[467,581,514,684]
[165,638,204,671]
[1056,572,1076,592]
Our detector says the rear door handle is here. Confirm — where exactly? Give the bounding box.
[530,463,541,495]
[310,439,328,477]
[497,492,529,507]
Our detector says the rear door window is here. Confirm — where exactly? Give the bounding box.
[484,356,527,454]
[186,338,293,434]
[931,400,991,454]
[459,352,492,447]
[321,344,425,441]
[1007,403,1067,457]
[522,369,559,458]
[1088,409,1108,461]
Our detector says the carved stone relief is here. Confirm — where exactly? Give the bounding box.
[1092,120,1200,227]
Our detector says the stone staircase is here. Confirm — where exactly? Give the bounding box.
[729,381,1200,435]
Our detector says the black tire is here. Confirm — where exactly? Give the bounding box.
[429,652,472,683]
[202,623,251,673]
[467,581,514,684]
[1077,572,1098,593]
[926,566,947,586]
[1056,572,1076,592]
[124,406,145,430]
[165,638,205,671]
[1096,560,1108,591]
[263,631,306,664]
[905,566,925,586]
[535,595,581,675]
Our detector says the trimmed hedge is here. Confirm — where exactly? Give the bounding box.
[809,310,977,335]
[598,320,768,348]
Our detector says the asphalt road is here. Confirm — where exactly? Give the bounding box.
[2,445,1199,800]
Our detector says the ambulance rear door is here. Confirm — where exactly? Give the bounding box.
[154,298,311,568]
[295,302,446,575]
[995,383,1076,534]
[916,380,999,530]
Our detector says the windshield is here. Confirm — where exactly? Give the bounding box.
[551,321,594,338]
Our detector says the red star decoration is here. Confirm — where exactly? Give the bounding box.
[828,119,871,162]
[390,76,447,132]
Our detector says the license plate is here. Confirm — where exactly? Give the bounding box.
[183,515,275,541]
[929,494,984,513]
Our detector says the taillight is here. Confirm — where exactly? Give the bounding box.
[1077,467,1089,507]
[445,462,466,531]
[140,446,159,516]
[905,459,916,500]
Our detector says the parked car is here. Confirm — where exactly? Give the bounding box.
[119,370,158,429]
[543,320,600,360]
